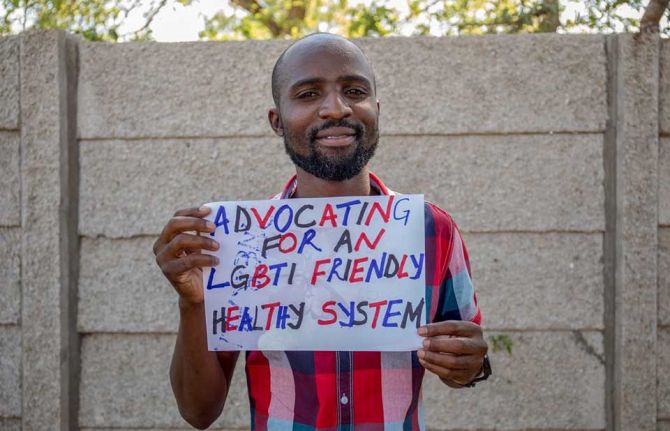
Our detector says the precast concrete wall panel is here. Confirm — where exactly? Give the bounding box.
[422,331,605,429]
[77,233,603,333]
[370,134,605,232]
[0,228,21,325]
[465,232,603,330]
[78,138,294,238]
[0,419,21,430]
[661,137,670,226]
[78,236,176,333]
[0,326,21,417]
[359,35,608,135]
[79,134,605,238]
[77,41,289,139]
[77,35,607,140]
[0,132,20,226]
[0,36,19,130]
[660,327,670,420]
[660,40,670,136]
[0,36,22,429]
[661,228,670,329]
[79,334,250,429]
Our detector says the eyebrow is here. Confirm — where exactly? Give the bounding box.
[288,74,373,92]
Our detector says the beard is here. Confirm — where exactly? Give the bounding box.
[283,119,379,182]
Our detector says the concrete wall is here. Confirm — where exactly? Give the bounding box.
[0,30,666,431]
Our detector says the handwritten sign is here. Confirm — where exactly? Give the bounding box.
[202,194,426,351]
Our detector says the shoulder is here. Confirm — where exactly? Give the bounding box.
[424,200,456,241]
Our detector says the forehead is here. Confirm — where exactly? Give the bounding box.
[279,37,374,88]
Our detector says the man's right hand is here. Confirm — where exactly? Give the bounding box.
[153,206,220,306]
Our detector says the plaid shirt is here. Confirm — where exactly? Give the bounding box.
[245,172,481,431]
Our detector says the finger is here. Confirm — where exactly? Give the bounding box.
[154,216,216,254]
[160,254,219,277]
[164,233,219,257]
[417,349,475,370]
[422,336,487,356]
[174,206,211,217]
[418,320,482,338]
[418,358,474,385]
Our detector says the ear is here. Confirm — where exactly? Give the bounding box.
[376,99,380,115]
[268,108,284,137]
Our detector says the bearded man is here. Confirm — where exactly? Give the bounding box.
[153,32,490,430]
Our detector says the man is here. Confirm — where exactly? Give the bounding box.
[153,33,489,430]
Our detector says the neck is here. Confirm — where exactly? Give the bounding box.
[292,166,372,198]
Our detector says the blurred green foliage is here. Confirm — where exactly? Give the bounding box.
[0,0,191,41]
[489,334,513,354]
[0,0,667,41]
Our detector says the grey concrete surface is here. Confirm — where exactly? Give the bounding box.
[660,40,669,135]
[78,133,604,238]
[423,330,605,430]
[78,236,178,333]
[661,138,670,226]
[77,40,287,139]
[77,35,607,140]
[78,137,294,238]
[659,420,670,431]
[0,326,21,418]
[79,331,604,430]
[79,334,249,429]
[77,232,602,333]
[359,34,607,135]
[660,327,670,419]
[0,228,20,325]
[372,134,605,233]
[610,33,659,431]
[0,36,19,130]
[466,232,603,330]
[661,228,670,327]
[19,30,78,431]
[0,132,20,227]
[0,419,21,431]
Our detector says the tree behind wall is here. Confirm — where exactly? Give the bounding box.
[0,0,668,40]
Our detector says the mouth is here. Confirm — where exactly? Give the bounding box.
[313,127,357,148]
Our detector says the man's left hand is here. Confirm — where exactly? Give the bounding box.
[417,320,488,387]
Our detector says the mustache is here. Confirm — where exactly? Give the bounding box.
[308,119,364,143]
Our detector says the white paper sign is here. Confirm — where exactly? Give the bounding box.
[202,194,426,351]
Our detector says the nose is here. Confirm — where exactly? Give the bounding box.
[318,91,352,120]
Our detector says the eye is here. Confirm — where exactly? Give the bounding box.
[346,88,368,98]
[296,90,319,99]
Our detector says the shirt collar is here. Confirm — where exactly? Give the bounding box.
[274,172,393,200]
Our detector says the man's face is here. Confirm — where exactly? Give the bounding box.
[272,38,380,181]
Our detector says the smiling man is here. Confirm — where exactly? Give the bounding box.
[153,33,489,430]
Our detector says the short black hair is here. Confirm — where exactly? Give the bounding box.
[271,33,375,108]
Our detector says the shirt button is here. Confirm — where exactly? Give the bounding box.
[340,393,349,405]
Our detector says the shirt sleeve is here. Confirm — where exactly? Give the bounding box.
[433,223,482,324]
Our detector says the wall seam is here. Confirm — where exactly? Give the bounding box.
[59,33,81,431]
[16,32,24,429]
[603,34,618,431]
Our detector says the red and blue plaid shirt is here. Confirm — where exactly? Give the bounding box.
[245,172,482,431]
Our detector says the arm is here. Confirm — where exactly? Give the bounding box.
[154,206,239,429]
[417,221,488,387]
